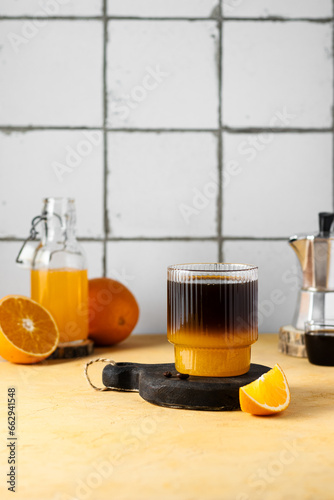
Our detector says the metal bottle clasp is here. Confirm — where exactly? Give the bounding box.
[16,212,65,267]
[15,215,47,265]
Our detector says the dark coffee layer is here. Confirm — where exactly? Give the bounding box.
[168,280,258,338]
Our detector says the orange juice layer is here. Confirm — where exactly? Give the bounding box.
[167,328,257,376]
[173,344,252,377]
[31,268,88,343]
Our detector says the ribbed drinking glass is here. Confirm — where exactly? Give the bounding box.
[167,263,258,377]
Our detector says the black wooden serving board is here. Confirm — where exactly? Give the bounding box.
[102,362,271,411]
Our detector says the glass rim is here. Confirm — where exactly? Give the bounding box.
[305,332,334,336]
[167,263,258,272]
[305,320,334,330]
[44,197,75,203]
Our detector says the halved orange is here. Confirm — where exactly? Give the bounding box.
[239,364,291,415]
[0,295,59,364]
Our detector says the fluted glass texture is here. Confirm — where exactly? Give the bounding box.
[167,264,258,376]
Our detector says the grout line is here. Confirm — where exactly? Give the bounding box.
[104,236,289,242]
[221,236,287,242]
[0,126,332,134]
[222,127,333,134]
[104,237,219,242]
[217,0,223,263]
[0,16,215,21]
[106,127,219,133]
[0,126,102,132]
[0,237,26,242]
[97,236,289,242]
[0,16,103,21]
[0,16,332,23]
[0,236,288,243]
[221,17,333,23]
[102,0,108,276]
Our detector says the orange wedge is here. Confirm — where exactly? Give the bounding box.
[0,295,59,364]
[239,364,290,415]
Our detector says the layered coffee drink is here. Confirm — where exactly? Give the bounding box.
[167,264,258,377]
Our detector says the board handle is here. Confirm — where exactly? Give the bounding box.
[102,362,148,392]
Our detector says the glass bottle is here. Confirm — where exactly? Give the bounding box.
[30,198,88,345]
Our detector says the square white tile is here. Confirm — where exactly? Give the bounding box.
[107,21,219,129]
[0,0,103,16]
[223,22,333,128]
[223,240,300,333]
[107,240,218,334]
[108,0,219,18]
[0,130,104,238]
[223,0,332,19]
[222,133,333,237]
[0,21,103,126]
[107,132,218,237]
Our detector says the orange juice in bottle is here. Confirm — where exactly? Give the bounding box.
[30,198,88,344]
[31,268,88,343]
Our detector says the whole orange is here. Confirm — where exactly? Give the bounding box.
[88,278,139,346]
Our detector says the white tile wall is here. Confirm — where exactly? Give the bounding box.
[223,22,333,128]
[0,1,333,335]
[223,0,332,19]
[0,1,103,16]
[107,240,218,334]
[0,21,103,126]
[223,240,300,333]
[108,0,219,18]
[107,21,219,129]
[0,131,104,238]
[222,133,333,237]
[107,132,218,237]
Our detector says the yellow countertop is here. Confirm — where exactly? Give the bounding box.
[1,333,334,500]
